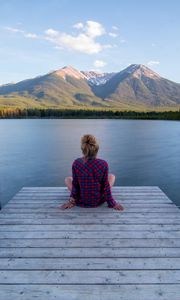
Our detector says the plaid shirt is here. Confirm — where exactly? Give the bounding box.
[70,157,117,208]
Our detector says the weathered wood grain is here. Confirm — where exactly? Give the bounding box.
[0,257,179,270]
[0,238,180,248]
[0,212,179,218]
[0,247,180,258]
[0,217,180,225]
[0,284,179,300]
[1,269,180,284]
[2,207,179,213]
[1,230,180,238]
[0,224,179,231]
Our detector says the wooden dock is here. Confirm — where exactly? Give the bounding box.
[0,186,180,299]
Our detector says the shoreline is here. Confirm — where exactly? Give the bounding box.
[0,108,180,120]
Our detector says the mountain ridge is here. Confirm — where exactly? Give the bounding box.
[0,64,180,110]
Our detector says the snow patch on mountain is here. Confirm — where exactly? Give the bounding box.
[81,71,115,86]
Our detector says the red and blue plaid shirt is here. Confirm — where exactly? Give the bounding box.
[70,157,117,208]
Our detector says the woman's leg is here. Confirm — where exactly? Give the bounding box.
[108,173,115,187]
[61,176,75,209]
[65,175,115,190]
[65,176,73,192]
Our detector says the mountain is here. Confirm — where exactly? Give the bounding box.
[92,64,180,107]
[0,66,106,107]
[0,64,180,110]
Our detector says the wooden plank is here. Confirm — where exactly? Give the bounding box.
[0,257,180,270]
[2,206,179,213]
[15,191,165,195]
[13,197,167,202]
[18,193,162,197]
[12,193,167,198]
[9,196,172,200]
[16,193,164,197]
[15,192,163,195]
[17,188,163,191]
[21,188,161,191]
[1,231,180,239]
[11,196,172,203]
[0,284,179,300]
[12,190,168,194]
[11,192,170,199]
[0,212,179,218]
[10,202,172,207]
[5,204,176,210]
[1,238,180,248]
[1,217,180,225]
[5,197,172,202]
[21,186,161,190]
[7,196,174,202]
[1,270,180,284]
[0,224,179,231]
[9,201,173,206]
[1,247,180,258]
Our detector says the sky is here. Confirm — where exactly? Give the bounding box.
[0,0,180,84]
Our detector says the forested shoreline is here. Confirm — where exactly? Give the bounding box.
[0,107,180,120]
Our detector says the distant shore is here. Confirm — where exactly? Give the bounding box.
[0,107,180,120]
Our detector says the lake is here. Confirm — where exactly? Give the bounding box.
[0,119,180,207]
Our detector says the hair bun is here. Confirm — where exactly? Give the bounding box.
[83,134,96,146]
[81,134,99,159]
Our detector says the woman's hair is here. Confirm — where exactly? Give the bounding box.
[81,134,99,159]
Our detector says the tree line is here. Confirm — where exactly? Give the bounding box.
[0,107,180,120]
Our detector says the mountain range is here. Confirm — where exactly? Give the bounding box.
[0,64,180,110]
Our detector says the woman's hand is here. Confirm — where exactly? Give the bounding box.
[113,203,124,211]
[60,197,76,210]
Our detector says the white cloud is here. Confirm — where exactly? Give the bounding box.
[5,26,38,39]
[85,21,105,38]
[109,32,118,38]
[73,21,105,37]
[147,60,160,66]
[45,29,59,38]
[4,21,115,55]
[112,26,118,30]
[73,22,84,29]
[93,60,107,68]
[45,20,111,54]
[120,39,126,43]
[24,33,38,39]
[5,26,24,33]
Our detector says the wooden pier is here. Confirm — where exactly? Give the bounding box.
[0,186,180,299]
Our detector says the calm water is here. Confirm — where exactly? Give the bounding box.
[0,119,180,207]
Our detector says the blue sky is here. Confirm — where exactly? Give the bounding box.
[0,0,180,84]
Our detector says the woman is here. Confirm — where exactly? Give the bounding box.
[61,134,124,211]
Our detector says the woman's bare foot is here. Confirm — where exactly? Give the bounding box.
[113,203,124,211]
[60,197,76,210]
[60,202,76,210]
